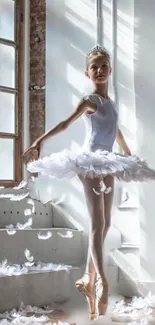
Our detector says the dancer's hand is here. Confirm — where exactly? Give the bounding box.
[23,141,40,164]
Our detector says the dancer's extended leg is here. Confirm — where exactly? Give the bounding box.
[85,176,114,276]
[95,175,114,315]
[76,175,114,317]
[76,176,106,317]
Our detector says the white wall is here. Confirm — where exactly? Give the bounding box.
[45,0,97,151]
[134,0,155,281]
[45,0,98,230]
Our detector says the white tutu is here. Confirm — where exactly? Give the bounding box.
[27,149,155,182]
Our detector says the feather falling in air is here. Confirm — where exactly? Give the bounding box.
[24,209,32,216]
[24,249,34,262]
[27,198,35,213]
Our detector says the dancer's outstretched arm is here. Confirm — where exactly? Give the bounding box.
[24,98,96,161]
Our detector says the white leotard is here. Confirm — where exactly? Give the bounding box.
[82,94,118,152]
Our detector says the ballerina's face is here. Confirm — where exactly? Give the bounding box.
[85,53,111,84]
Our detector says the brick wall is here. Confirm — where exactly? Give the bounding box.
[29,0,45,145]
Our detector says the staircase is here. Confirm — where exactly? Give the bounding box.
[0,187,125,312]
[0,189,85,312]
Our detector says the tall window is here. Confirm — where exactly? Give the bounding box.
[0,0,23,187]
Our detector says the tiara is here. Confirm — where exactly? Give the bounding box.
[87,45,109,57]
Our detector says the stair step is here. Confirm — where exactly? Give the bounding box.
[0,266,82,312]
[110,249,141,297]
[0,196,83,230]
[121,242,140,248]
[110,250,140,279]
[0,198,53,228]
[52,203,83,230]
[0,228,84,265]
[111,250,155,298]
[119,244,140,258]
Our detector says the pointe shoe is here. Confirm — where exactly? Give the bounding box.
[75,273,95,320]
[95,277,108,316]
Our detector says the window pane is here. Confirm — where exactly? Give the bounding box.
[0,92,15,133]
[0,139,14,180]
[0,44,15,88]
[0,0,15,41]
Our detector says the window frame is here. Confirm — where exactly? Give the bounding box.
[0,0,23,187]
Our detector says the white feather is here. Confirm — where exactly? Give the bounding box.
[0,260,72,277]
[6,229,16,235]
[27,199,34,205]
[0,317,71,324]
[93,181,112,195]
[99,181,112,194]
[27,198,35,213]
[16,218,33,230]
[0,260,28,276]
[30,262,72,272]
[6,224,16,235]
[18,301,55,315]
[99,180,106,192]
[30,176,36,182]
[104,187,112,194]
[0,315,50,324]
[5,218,33,232]
[13,180,27,190]
[32,206,35,214]
[112,292,155,323]
[37,231,52,240]
[24,262,34,267]
[10,192,29,201]
[93,188,101,195]
[0,192,29,201]
[58,231,73,238]
[24,209,32,216]
[24,249,34,262]
[0,194,14,198]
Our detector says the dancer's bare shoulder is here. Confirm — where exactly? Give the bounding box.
[62,98,96,128]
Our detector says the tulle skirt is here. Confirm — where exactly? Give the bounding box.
[27,149,155,183]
